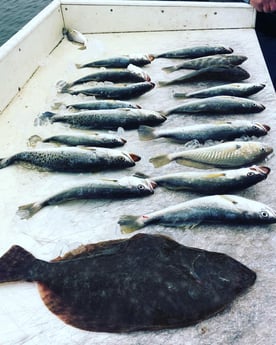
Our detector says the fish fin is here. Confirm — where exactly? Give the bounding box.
[219,195,239,204]
[133,172,150,179]
[0,246,37,283]
[78,45,86,50]
[27,135,42,148]
[17,202,43,220]
[75,63,83,69]
[179,222,201,230]
[149,154,171,168]
[138,125,156,141]
[56,80,70,93]
[38,111,56,123]
[162,65,178,73]
[119,215,144,234]
[175,159,215,169]
[173,92,187,98]
[158,80,170,87]
[205,172,226,178]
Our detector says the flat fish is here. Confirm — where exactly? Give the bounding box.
[17,176,156,219]
[38,108,166,130]
[173,82,266,99]
[138,121,270,143]
[149,141,273,169]
[76,54,154,68]
[163,96,265,115]
[119,195,276,233]
[153,45,233,58]
[28,132,127,148]
[0,233,256,332]
[59,81,155,99]
[0,147,140,172]
[159,66,250,86]
[150,165,270,194]
[163,54,247,72]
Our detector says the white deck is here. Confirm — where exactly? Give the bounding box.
[0,1,275,345]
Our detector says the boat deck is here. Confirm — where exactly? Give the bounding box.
[0,2,275,344]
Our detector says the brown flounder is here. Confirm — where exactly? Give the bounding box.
[0,233,256,332]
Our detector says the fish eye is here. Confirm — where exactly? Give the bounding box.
[118,156,125,161]
[247,171,255,176]
[261,147,266,152]
[260,210,269,218]
[137,184,145,190]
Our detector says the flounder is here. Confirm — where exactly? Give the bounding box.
[0,233,256,332]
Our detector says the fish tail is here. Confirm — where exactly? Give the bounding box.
[118,215,145,234]
[162,65,178,73]
[173,92,187,98]
[38,111,56,124]
[28,135,42,147]
[149,154,171,168]
[0,245,37,283]
[17,202,43,220]
[158,80,170,87]
[75,63,83,69]
[138,125,156,141]
[56,80,71,93]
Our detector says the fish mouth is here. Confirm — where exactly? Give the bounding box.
[129,153,141,162]
[250,165,270,177]
[120,138,127,144]
[147,54,155,62]
[254,123,270,133]
[149,180,158,189]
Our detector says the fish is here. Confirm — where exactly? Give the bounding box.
[53,100,141,111]
[17,176,156,219]
[0,147,140,172]
[63,28,88,49]
[119,194,276,233]
[59,81,155,99]
[28,132,127,148]
[76,54,154,69]
[57,65,151,90]
[149,141,273,169]
[0,233,256,332]
[163,54,247,72]
[138,121,270,143]
[153,45,233,58]
[38,108,166,130]
[159,66,250,86]
[163,96,265,116]
[149,165,270,194]
[173,82,266,99]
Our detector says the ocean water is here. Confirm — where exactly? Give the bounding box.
[0,0,52,46]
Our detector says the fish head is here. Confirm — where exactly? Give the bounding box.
[119,176,157,195]
[251,123,270,136]
[258,143,273,157]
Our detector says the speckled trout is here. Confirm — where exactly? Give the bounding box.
[119,194,276,233]
[149,141,273,169]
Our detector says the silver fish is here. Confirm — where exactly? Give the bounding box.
[38,109,166,130]
[63,28,88,49]
[153,45,233,59]
[17,176,157,219]
[163,54,247,72]
[28,132,127,148]
[119,194,276,233]
[164,96,265,116]
[60,81,155,99]
[53,100,141,111]
[149,141,273,169]
[151,165,270,193]
[138,121,270,143]
[159,66,250,86]
[0,147,141,172]
[57,65,151,90]
[174,82,266,99]
[76,54,154,69]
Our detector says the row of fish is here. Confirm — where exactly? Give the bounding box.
[0,40,273,334]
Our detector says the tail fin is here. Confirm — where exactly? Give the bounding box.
[28,135,43,148]
[162,65,178,73]
[118,215,145,234]
[173,92,187,98]
[56,80,71,93]
[0,246,37,283]
[149,154,171,168]
[17,202,43,220]
[158,80,171,87]
[36,111,56,125]
[138,126,156,141]
[75,64,83,69]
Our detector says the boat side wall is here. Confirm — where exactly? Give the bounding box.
[0,0,63,113]
[61,1,255,33]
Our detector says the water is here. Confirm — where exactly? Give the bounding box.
[0,0,52,46]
